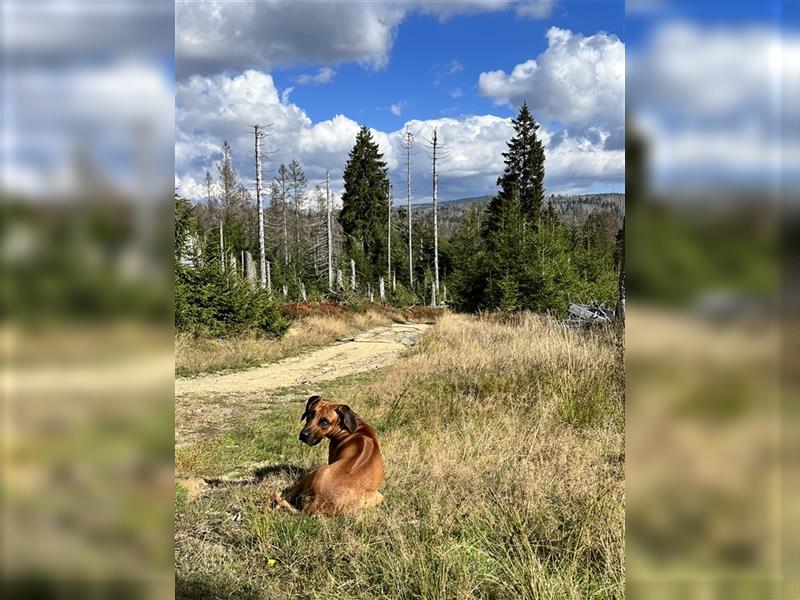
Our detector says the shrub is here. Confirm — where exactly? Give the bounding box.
[175,261,288,338]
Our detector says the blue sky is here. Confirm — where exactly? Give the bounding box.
[175,1,626,202]
[275,4,625,130]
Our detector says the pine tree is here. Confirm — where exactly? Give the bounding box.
[339,126,390,281]
[484,102,545,236]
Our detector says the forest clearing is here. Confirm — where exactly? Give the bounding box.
[175,311,624,599]
[174,60,625,600]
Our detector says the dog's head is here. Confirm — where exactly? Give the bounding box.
[298,395,358,446]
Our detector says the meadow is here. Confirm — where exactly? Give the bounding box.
[175,312,624,599]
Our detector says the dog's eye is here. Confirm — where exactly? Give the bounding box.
[319,419,330,427]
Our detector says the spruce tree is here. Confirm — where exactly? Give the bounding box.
[484,102,545,236]
[339,126,390,281]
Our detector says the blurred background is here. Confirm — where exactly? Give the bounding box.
[1,1,798,599]
[625,0,797,598]
[2,0,175,598]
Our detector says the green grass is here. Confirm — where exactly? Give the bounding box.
[175,313,624,599]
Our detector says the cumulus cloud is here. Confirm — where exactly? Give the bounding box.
[176,1,406,78]
[176,1,559,79]
[175,70,622,205]
[390,102,404,116]
[294,67,336,85]
[478,27,624,144]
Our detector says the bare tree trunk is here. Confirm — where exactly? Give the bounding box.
[403,129,414,287]
[253,125,267,290]
[293,182,301,261]
[326,171,333,291]
[379,276,385,302]
[300,282,307,303]
[350,259,356,291]
[387,185,392,281]
[432,128,440,293]
[430,281,436,307]
[282,179,288,268]
[266,261,272,294]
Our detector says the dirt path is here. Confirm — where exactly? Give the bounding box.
[175,323,430,446]
[176,322,430,398]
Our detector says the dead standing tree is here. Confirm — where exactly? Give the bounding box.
[400,127,415,287]
[288,159,308,271]
[422,127,449,302]
[387,182,392,283]
[326,170,333,291]
[274,164,290,268]
[249,122,275,292]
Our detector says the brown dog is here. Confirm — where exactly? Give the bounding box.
[273,396,384,515]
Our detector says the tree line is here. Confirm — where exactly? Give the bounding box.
[175,103,623,336]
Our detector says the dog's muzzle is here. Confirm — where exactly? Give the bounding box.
[299,429,321,446]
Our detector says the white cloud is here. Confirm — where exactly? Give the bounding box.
[390,103,404,116]
[478,26,624,144]
[294,67,336,85]
[176,1,558,79]
[175,70,622,204]
[176,1,406,77]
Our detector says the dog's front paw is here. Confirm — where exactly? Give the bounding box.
[272,492,300,514]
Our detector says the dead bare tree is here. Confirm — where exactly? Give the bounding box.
[249,123,273,291]
[423,127,449,295]
[326,170,333,291]
[387,182,392,281]
[400,127,415,286]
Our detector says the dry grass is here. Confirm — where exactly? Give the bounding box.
[176,311,394,376]
[175,312,624,599]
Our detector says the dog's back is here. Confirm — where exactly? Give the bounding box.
[276,397,384,515]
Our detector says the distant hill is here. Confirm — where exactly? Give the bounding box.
[399,193,624,238]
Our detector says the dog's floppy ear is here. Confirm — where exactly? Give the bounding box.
[301,395,322,421]
[336,405,358,433]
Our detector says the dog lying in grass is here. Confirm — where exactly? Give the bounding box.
[273,395,384,515]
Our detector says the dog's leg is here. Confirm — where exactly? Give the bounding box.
[363,490,384,508]
[272,492,300,514]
